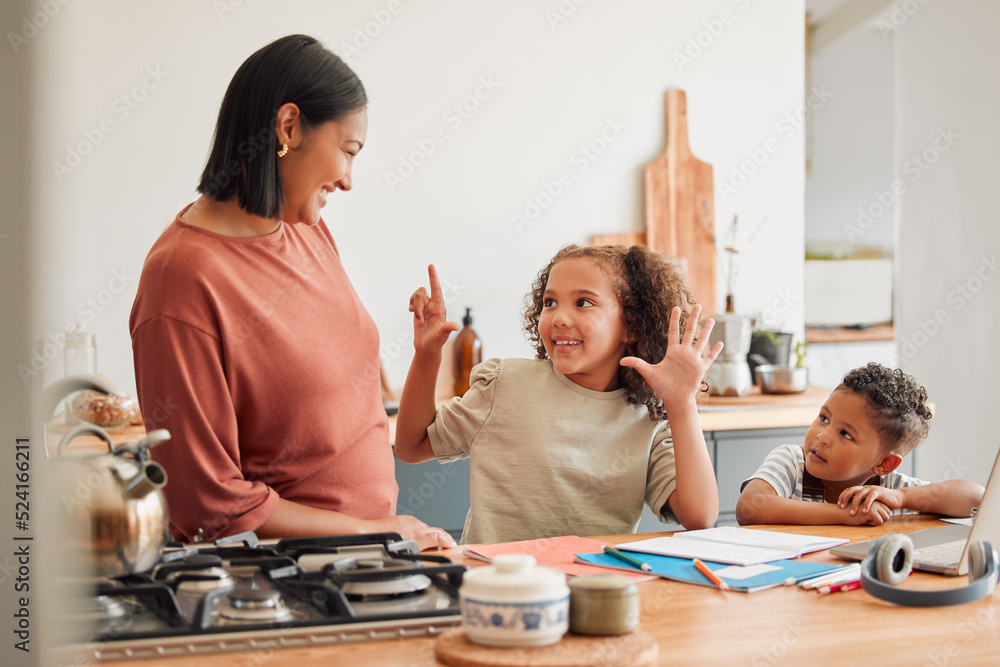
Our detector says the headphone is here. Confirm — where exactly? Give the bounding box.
[860,534,999,607]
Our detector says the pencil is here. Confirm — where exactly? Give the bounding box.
[799,564,861,589]
[692,558,730,592]
[603,546,652,572]
[818,579,862,595]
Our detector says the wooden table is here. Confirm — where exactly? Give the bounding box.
[83,516,999,666]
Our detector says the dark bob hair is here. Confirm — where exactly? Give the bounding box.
[198,34,367,218]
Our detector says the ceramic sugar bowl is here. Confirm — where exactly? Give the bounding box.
[459,553,569,647]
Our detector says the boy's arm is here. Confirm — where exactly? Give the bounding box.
[839,479,986,518]
[737,479,890,526]
[393,265,459,464]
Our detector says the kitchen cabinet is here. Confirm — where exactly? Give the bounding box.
[394,457,470,542]
[711,426,809,524]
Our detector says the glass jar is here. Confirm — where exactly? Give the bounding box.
[70,390,137,430]
[63,327,97,424]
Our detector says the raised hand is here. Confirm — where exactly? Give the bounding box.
[408,264,460,355]
[620,304,723,410]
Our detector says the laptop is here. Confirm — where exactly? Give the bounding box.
[829,446,1000,576]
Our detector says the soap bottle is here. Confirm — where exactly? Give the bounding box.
[453,307,482,396]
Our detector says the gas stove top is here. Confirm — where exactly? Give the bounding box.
[58,532,466,662]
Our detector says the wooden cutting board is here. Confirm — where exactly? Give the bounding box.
[592,89,718,315]
[435,628,658,667]
[644,89,717,315]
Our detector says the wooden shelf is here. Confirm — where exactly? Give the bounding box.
[805,322,893,344]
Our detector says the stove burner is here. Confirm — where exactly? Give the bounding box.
[356,557,410,570]
[72,594,131,623]
[219,588,297,623]
[341,573,433,599]
[163,554,236,593]
[63,531,466,660]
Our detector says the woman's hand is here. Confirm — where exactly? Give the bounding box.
[409,264,459,356]
[371,514,457,551]
[620,304,723,410]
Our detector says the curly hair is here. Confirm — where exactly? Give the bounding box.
[522,244,694,421]
[839,362,933,456]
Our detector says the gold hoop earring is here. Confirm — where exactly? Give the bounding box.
[277,143,288,158]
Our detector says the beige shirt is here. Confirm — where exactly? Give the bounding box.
[428,358,677,544]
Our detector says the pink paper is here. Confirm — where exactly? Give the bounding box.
[464,535,654,581]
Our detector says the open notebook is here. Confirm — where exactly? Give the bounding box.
[575,551,844,593]
[617,526,848,567]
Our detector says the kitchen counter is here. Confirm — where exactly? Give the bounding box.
[391,385,831,440]
[81,515,999,666]
[49,387,835,534]
[47,385,832,454]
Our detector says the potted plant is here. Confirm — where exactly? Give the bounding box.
[748,327,793,384]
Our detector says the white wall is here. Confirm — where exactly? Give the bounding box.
[895,0,1000,485]
[806,22,894,251]
[25,0,805,397]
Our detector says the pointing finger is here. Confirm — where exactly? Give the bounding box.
[427,264,444,302]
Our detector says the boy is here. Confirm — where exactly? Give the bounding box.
[737,363,984,526]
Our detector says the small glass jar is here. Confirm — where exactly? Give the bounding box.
[568,573,639,636]
[63,328,97,424]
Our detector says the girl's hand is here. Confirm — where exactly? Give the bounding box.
[620,304,723,410]
[409,264,459,355]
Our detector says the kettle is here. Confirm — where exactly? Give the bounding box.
[43,375,170,576]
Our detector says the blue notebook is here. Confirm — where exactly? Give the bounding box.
[575,552,844,593]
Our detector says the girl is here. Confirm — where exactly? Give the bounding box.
[394,244,723,544]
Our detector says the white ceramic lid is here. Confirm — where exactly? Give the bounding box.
[462,554,568,600]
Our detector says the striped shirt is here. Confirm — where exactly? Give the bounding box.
[741,444,927,514]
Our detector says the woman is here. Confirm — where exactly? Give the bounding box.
[130,34,454,550]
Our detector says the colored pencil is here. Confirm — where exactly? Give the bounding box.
[693,558,730,592]
[603,546,652,572]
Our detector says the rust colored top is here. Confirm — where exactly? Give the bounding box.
[130,208,396,542]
